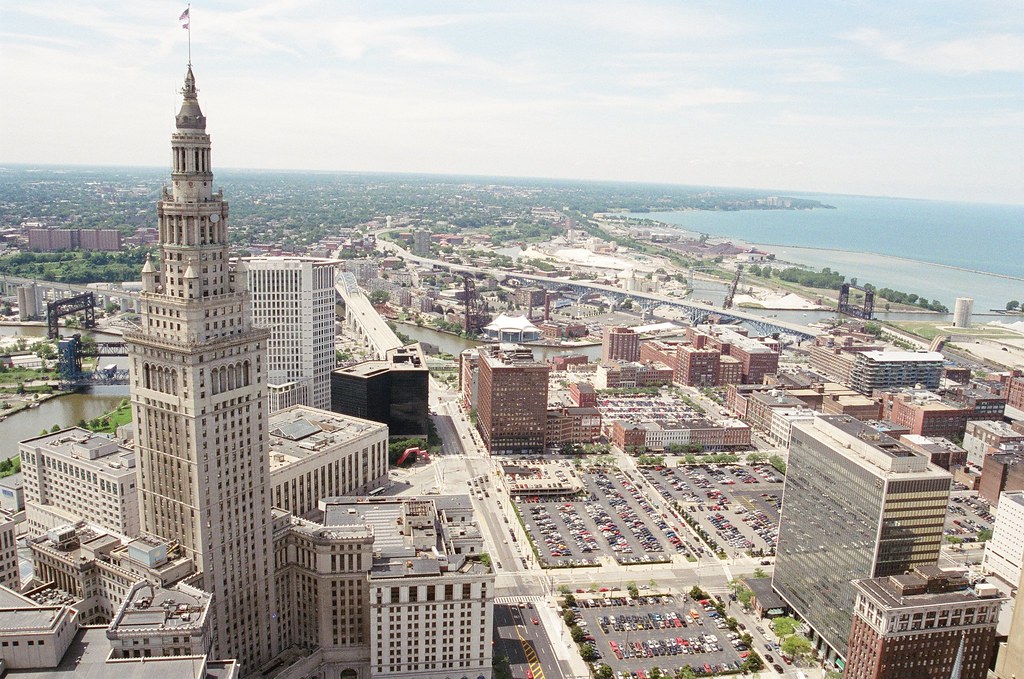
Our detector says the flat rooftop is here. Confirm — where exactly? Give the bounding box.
[5,627,237,679]
[854,573,1001,611]
[111,584,209,634]
[268,406,386,469]
[0,586,66,632]
[321,495,480,574]
[18,428,134,472]
[860,350,944,362]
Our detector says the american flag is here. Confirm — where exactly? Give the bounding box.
[180,7,190,29]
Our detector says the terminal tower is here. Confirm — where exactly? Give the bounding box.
[124,65,277,671]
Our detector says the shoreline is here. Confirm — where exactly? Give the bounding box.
[634,214,1024,283]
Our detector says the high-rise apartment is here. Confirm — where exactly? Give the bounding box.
[602,326,640,363]
[845,566,1002,679]
[476,344,549,455]
[240,256,338,412]
[773,415,951,663]
[123,66,276,670]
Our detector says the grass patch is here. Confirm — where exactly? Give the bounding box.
[86,399,132,434]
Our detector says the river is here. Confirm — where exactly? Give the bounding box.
[0,325,130,457]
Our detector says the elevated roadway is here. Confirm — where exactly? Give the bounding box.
[375,238,818,341]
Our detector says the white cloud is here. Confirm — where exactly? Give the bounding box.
[848,28,1024,74]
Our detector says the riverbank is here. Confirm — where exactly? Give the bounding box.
[1,390,67,421]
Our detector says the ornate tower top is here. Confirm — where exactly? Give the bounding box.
[175,65,206,131]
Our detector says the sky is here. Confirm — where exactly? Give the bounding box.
[1,1,1022,204]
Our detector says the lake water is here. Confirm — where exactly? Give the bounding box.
[635,194,1024,311]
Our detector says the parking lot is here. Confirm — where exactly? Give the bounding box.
[517,465,701,568]
[944,491,994,542]
[640,464,783,558]
[569,592,750,677]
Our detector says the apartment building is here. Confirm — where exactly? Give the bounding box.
[476,344,549,455]
[602,326,641,363]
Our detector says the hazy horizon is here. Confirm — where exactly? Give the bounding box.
[3,1,1022,204]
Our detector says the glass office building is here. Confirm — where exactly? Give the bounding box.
[773,415,951,662]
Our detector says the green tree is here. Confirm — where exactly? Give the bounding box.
[977,528,993,542]
[594,665,614,679]
[768,455,787,474]
[492,653,512,679]
[627,581,639,599]
[743,652,765,672]
[753,567,768,578]
[570,626,586,643]
[579,644,596,661]
[781,634,813,661]
[562,609,576,626]
[728,579,753,607]
[1007,300,1021,311]
[369,289,390,305]
[676,667,697,679]
[771,616,799,637]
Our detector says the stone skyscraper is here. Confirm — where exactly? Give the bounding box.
[124,65,276,670]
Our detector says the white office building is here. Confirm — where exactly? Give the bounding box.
[240,256,339,412]
[19,429,139,538]
[984,491,1024,587]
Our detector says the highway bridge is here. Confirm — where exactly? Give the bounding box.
[375,239,819,341]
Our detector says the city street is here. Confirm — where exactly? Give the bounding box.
[415,379,822,678]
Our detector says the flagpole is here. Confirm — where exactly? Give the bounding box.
[187,3,191,66]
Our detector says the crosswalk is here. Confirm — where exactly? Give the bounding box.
[495,595,545,605]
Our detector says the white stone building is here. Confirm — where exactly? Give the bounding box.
[984,491,1024,587]
[124,65,276,670]
[19,429,139,538]
[268,406,389,519]
[0,510,18,592]
[240,256,339,412]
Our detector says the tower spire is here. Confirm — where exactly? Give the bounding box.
[176,65,206,131]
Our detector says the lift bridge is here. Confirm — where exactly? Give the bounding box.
[57,334,130,387]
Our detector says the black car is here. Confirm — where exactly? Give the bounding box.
[773,664,784,673]
[764,654,774,663]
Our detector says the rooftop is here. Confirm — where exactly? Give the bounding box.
[18,429,134,473]
[5,627,238,679]
[0,587,67,633]
[320,495,485,578]
[859,350,944,363]
[109,583,210,634]
[853,568,1002,611]
[800,416,951,478]
[268,406,386,470]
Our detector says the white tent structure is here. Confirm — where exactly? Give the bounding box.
[482,313,542,342]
